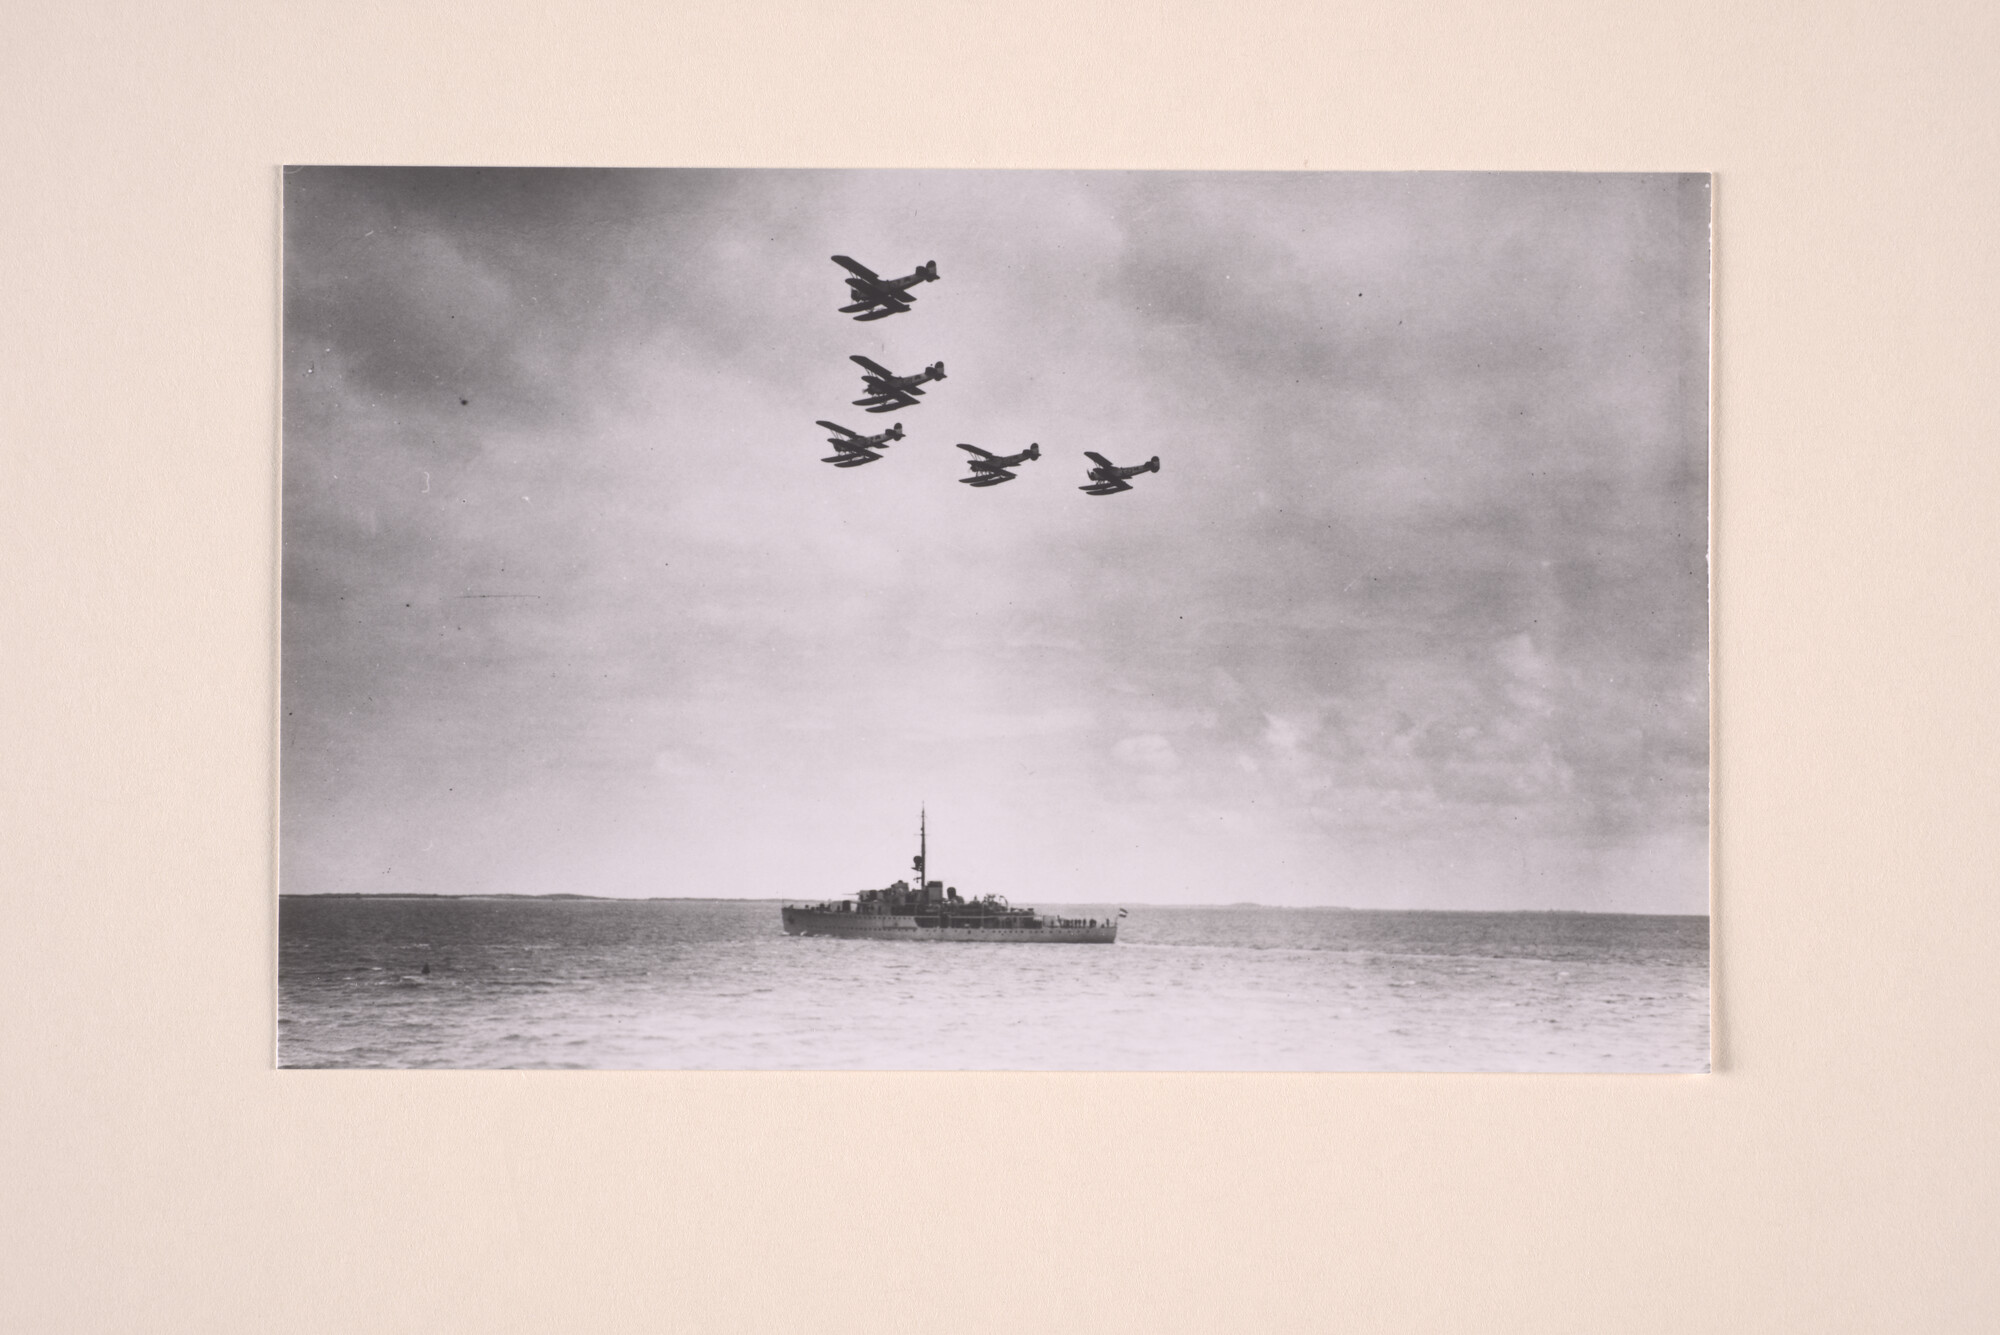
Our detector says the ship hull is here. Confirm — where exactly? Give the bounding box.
[781,907,1116,943]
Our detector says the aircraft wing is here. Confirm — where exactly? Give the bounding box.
[816,420,860,440]
[1084,451,1117,469]
[849,354,895,378]
[830,255,880,282]
[956,443,996,459]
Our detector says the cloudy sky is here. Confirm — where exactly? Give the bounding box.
[281,168,1708,911]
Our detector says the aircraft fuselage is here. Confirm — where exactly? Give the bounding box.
[863,365,945,394]
[849,270,934,296]
[1087,455,1160,483]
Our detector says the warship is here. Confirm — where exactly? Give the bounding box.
[781,810,1120,943]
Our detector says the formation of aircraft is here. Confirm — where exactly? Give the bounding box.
[1079,452,1162,495]
[815,419,904,468]
[810,255,1164,495]
[956,442,1041,487]
[831,255,940,321]
[850,354,946,413]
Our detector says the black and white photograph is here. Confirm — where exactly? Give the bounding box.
[279,167,1710,1070]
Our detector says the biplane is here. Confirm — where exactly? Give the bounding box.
[850,354,946,413]
[815,419,904,467]
[831,255,940,321]
[1079,451,1161,495]
[956,442,1041,488]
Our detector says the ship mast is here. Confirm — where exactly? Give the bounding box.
[917,805,927,889]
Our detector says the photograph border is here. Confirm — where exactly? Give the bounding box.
[7,1,1994,1330]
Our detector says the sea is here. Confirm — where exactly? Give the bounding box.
[277,897,1709,1072]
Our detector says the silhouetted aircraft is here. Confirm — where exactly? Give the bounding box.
[832,255,940,321]
[816,419,904,468]
[1079,451,1161,495]
[956,442,1041,488]
[851,355,946,413]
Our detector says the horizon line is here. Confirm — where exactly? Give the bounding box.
[276,891,1708,917]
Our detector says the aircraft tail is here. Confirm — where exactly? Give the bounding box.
[921,260,938,280]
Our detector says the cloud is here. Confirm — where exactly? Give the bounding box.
[1113,734,1180,771]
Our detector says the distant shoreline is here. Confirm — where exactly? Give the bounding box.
[277,893,1707,917]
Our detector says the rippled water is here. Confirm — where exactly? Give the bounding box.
[278,897,1709,1071]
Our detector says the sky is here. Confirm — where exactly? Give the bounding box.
[281,168,1709,911]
